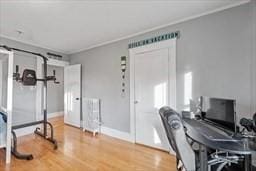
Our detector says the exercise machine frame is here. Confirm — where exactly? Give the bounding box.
[0,45,58,160]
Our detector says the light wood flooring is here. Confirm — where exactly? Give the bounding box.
[0,117,176,171]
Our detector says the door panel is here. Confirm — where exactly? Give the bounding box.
[64,64,81,127]
[135,48,170,151]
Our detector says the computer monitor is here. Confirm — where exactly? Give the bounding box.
[201,96,237,133]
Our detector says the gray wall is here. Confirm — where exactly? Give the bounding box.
[70,2,256,133]
[252,0,256,113]
[12,53,37,125]
[0,37,68,124]
[70,41,131,132]
[47,65,64,113]
[0,54,8,110]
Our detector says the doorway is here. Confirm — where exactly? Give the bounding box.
[36,58,69,122]
[47,65,64,118]
[36,58,81,128]
[64,64,81,128]
[129,39,176,151]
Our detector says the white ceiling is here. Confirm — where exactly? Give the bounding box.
[0,0,249,54]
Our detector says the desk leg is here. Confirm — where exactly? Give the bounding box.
[199,145,208,171]
[244,154,252,171]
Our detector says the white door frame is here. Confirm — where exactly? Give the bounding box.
[36,58,69,120]
[64,64,82,127]
[0,49,14,164]
[129,39,177,143]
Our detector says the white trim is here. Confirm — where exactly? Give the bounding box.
[6,51,13,164]
[48,111,64,118]
[64,64,82,128]
[0,144,6,148]
[71,0,249,54]
[129,46,136,143]
[14,125,38,137]
[37,57,69,67]
[0,61,2,108]
[36,58,43,121]
[0,49,13,164]
[0,49,12,55]
[129,39,177,147]
[13,112,63,138]
[0,34,67,54]
[47,58,69,67]
[101,126,134,143]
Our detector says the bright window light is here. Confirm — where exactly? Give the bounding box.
[184,72,192,105]
[153,128,161,144]
[154,82,167,109]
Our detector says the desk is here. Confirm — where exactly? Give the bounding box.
[183,118,256,171]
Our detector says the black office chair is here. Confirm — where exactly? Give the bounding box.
[159,106,240,171]
[159,106,197,171]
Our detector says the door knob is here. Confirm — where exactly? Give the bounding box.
[134,100,139,104]
[75,98,80,100]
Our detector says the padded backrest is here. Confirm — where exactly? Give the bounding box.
[159,106,196,171]
[159,106,179,154]
[22,69,37,86]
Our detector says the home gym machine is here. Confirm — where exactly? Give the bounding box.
[0,45,59,160]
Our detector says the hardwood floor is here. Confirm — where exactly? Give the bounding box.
[0,117,176,171]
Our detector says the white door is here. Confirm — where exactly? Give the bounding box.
[134,47,174,151]
[64,64,81,127]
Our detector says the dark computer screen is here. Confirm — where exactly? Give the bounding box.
[201,97,236,133]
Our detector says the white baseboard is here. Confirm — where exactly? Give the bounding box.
[101,127,175,154]
[14,111,64,137]
[14,125,38,137]
[48,111,64,118]
[101,126,134,143]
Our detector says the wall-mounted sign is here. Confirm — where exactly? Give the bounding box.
[128,31,180,49]
[121,56,127,97]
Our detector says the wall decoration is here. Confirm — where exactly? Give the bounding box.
[128,31,180,49]
[121,56,127,97]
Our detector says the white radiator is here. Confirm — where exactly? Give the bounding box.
[82,98,102,136]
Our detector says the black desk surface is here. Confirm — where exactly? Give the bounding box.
[183,118,256,155]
